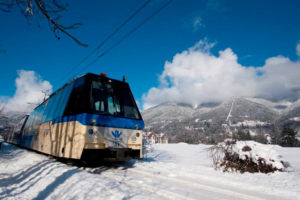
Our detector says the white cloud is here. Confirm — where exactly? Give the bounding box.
[5,70,52,113]
[0,96,10,103]
[185,0,223,32]
[135,100,140,109]
[192,17,203,31]
[142,39,300,109]
[242,54,252,59]
[297,41,300,56]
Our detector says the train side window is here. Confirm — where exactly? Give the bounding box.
[24,112,33,129]
[34,102,47,125]
[30,110,37,127]
[107,96,115,115]
[40,100,50,123]
[95,101,100,111]
[41,97,55,123]
[28,112,36,128]
[113,95,120,112]
[45,94,59,122]
[41,100,50,123]
[14,117,27,132]
[32,107,39,127]
[52,86,67,119]
[52,82,74,120]
[33,106,42,127]
[58,82,75,117]
[26,110,37,128]
[64,77,86,116]
[52,90,63,119]
[40,82,75,123]
[94,101,105,112]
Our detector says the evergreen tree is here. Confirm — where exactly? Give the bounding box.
[244,130,252,140]
[281,126,298,147]
[237,129,252,141]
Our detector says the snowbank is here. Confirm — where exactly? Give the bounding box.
[208,140,286,173]
[177,142,188,145]
[134,144,300,199]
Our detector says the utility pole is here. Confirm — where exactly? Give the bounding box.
[42,89,50,101]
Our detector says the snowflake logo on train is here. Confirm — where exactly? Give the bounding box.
[111,130,122,139]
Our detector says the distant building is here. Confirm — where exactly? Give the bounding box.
[143,132,169,144]
[143,132,156,144]
[155,133,169,144]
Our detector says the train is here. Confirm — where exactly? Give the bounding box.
[5,72,144,162]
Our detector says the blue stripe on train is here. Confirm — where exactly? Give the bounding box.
[52,113,145,130]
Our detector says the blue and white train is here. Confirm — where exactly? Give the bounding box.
[6,73,144,161]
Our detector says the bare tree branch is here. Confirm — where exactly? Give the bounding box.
[0,0,88,47]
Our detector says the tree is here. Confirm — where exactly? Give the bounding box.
[241,130,251,141]
[280,126,298,147]
[270,124,281,145]
[254,130,268,144]
[0,0,87,47]
[236,129,251,141]
[208,136,216,145]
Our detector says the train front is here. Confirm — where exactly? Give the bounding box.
[76,73,144,162]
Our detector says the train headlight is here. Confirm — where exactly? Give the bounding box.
[131,136,137,143]
[135,132,140,138]
[93,134,99,140]
[88,129,94,135]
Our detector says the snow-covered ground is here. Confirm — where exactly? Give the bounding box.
[1,141,300,200]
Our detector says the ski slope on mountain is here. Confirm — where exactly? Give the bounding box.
[141,96,300,137]
[1,141,300,200]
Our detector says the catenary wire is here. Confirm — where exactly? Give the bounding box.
[21,0,173,116]
[72,0,173,78]
[54,0,144,87]
[52,0,151,89]
[20,0,148,115]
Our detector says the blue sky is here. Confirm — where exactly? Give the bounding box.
[1,0,300,110]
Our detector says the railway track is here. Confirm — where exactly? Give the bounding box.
[4,143,292,200]
[64,161,266,200]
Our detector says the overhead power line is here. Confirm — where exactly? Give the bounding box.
[53,0,151,89]
[72,0,173,78]
[56,0,144,82]
[22,0,173,116]
[21,0,150,115]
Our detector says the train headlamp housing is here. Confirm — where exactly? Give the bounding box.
[87,128,99,141]
[131,132,140,143]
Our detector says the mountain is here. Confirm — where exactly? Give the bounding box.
[141,97,300,138]
[277,99,300,130]
[141,102,194,133]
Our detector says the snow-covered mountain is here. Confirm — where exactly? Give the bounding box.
[141,96,300,136]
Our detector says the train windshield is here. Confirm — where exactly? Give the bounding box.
[91,81,141,120]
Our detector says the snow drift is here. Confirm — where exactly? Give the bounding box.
[207,140,287,173]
